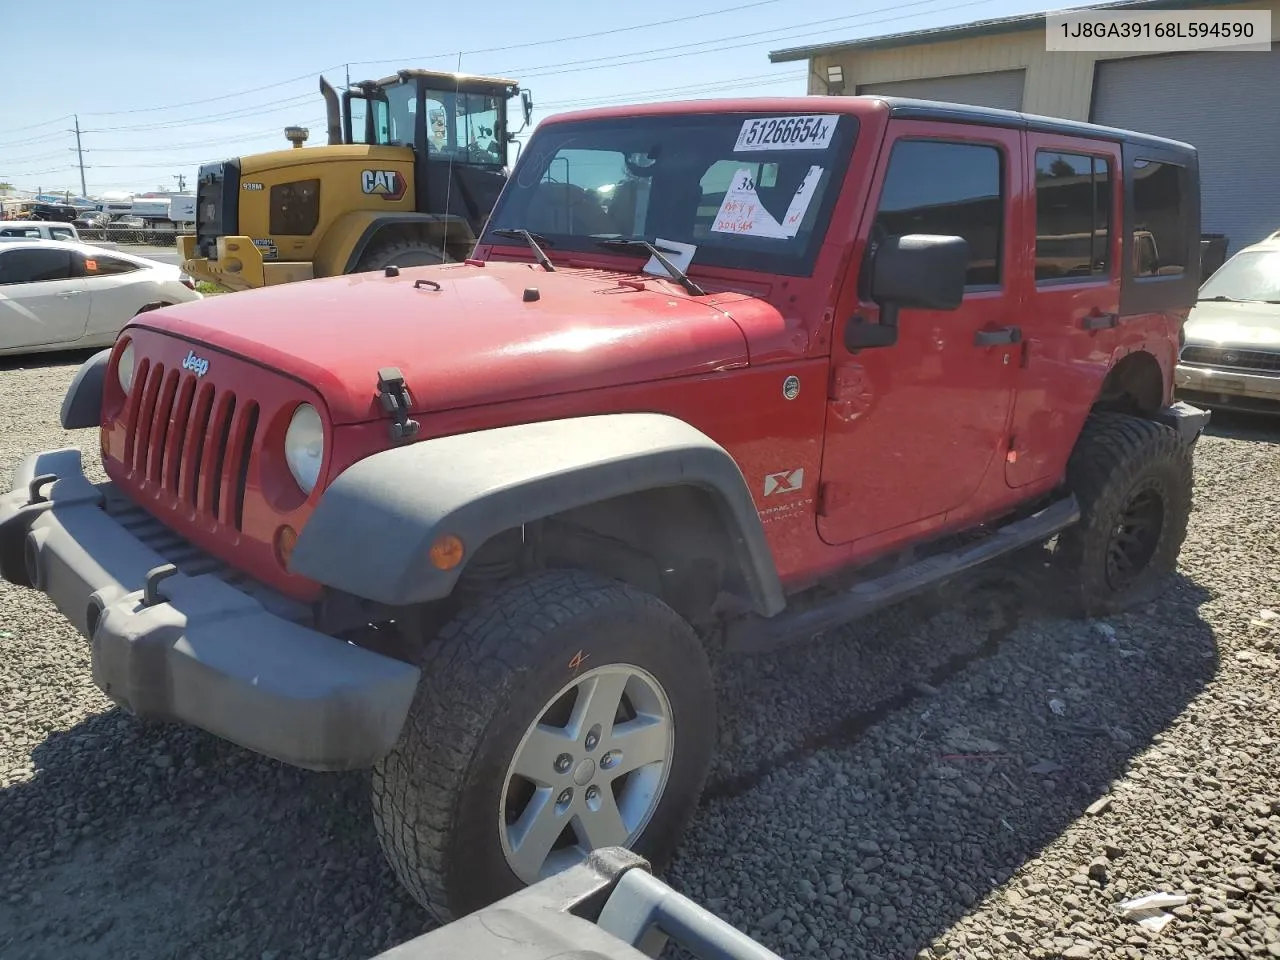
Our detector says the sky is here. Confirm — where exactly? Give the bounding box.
[1,0,1071,197]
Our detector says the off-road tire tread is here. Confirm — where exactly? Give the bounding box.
[353,235,450,273]
[370,568,711,924]
[1056,410,1194,616]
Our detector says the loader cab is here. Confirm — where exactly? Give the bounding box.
[333,69,532,233]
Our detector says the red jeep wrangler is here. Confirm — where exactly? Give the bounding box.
[0,95,1208,922]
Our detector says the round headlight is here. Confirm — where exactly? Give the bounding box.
[116,342,135,393]
[284,403,325,494]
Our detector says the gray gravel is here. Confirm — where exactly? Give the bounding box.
[2,350,1279,960]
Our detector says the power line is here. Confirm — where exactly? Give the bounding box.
[538,72,805,110]
[1,114,75,135]
[348,0,787,68]
[0,128,75,150]
[80,65,347,118]
[493,0,998,80]
[83,119,329,154]
[5,0,985,135]
[51,0,978,140]
[84,93,317,134]
[0,147,74,164]
[12,0,779,127]
[7,0,996,147]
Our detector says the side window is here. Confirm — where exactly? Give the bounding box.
[1131,159,1187,278]
[1034,150,1112,282]
[50,227,75,241]
[83,254,140,277]
[0,248,75,285]
[872,139,1004,288]
[349,97,370,144]
[269,179,321,236]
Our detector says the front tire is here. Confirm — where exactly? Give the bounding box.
[370,569,716,923]
[1055,411,1194,616]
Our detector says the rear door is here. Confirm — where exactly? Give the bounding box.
[80,251,153,340]
[0,246,90,351]
[1005,134,1123,488]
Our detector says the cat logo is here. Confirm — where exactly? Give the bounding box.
[361,169,407,201]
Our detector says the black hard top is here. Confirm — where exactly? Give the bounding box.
[867,95,1197,159]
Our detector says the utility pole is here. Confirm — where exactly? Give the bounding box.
[173,173,187,192]
[71,114,87,197]
[345,63,351,88]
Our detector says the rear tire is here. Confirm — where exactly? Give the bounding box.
[370,569,716,924]
[353,235,449,273]
[1055,411,1194,616]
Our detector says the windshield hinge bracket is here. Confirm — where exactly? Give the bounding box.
[376,367,421,443]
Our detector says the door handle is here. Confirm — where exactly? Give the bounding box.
[1082,311,1119,330]
[973,325,1022,347]
[57,291,81,298]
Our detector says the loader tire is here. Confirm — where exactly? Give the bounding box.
[353,235,449,273]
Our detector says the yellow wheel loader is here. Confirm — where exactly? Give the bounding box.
[178,69,532,292]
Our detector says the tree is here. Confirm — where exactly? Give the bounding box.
[0,182,13,192]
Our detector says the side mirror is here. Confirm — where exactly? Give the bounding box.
[870,233,969,310]
[522,90,533,127]
[845,233,969,352]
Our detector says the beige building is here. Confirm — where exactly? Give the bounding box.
[769,0,1280,255]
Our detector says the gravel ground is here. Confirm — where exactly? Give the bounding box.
[1,350,1278,960]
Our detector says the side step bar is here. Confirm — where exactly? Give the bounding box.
[724,495,1080,656]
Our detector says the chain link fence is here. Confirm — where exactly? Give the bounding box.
[77,222,191,246]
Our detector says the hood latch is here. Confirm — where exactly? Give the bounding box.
[376,367,421,443]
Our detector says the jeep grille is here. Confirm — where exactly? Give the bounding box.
[122,354,259,532]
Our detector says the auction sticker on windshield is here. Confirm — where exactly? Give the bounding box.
[735,115,838,152]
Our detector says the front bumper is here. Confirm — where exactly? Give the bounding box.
[1175,362,1280,413]
[0,448,420,772]
[177,234,314,291]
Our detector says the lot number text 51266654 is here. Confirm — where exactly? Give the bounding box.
[734,115,838,152]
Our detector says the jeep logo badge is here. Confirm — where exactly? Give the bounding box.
[182,350,210,378]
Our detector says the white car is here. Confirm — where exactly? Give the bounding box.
[0,239,202,357]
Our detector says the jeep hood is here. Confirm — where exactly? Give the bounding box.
[1185,298,1280,349]
[132,261,751,424]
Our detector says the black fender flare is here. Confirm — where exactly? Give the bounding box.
[289,413,786,615]
[59,347,112,430]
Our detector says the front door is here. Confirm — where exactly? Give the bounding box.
[816,122,1024,547]
[0,246,89,351]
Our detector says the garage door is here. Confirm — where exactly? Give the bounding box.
[1092,50,1280,256]
[856,69,1026,111]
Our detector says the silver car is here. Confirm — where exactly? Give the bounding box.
[1175,235,1280,416]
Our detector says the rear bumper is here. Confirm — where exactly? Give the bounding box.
[1175,362,1280,413]
[0,448,420,772]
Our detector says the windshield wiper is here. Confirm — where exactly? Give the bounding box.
[594,239,706,296]
[491,228,556,272]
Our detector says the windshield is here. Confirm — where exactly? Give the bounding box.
[1199,248,1280,303]
[424,89,506,167]
[483,111,858,277]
